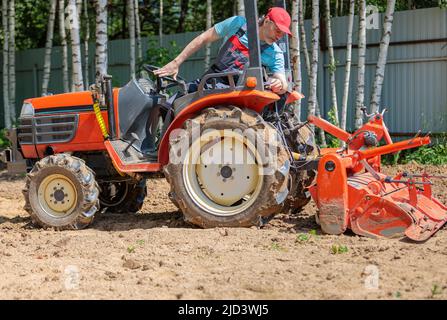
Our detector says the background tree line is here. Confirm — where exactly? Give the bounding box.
[0,0,446,133]
[2,0,443,52]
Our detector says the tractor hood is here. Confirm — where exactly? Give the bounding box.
[25,91,94,115]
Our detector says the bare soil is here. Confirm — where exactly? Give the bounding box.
[0,164,446,300]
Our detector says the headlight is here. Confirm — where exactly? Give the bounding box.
[20,102,34,117]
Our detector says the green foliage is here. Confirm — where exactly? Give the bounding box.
[4,0,441,51]
[330,244,348,254]
[402,144,447,165]
[325,107,341,148]
[328,60,338,74]
[0,129,11,150]
[296,234,310,243]
[382,136,447,165]
[127,245,135,254]
[270,241,285,251]
[296,229,319,244]
[140,38,181,69]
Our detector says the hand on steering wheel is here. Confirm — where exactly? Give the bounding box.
[153,60,179,80]
[142,64,186,93]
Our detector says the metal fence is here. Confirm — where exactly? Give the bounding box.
[1,7,446,134]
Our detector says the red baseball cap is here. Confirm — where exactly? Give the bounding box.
[266,7,292,36]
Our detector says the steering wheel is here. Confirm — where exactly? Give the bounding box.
[142,64,187,93]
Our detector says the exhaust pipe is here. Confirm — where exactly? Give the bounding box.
[102,74,116,140]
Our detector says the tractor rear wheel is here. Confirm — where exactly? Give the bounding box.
[164,107,290,228]
[23,154,100,230]
[99,179,147,213]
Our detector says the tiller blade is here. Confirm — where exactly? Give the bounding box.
[347,173,447,241]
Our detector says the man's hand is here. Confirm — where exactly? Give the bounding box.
[153,60,179,79]
[269,78,283,93]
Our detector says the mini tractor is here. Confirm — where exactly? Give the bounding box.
[2,0,446,241]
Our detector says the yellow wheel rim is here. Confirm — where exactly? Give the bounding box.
[38,174,78,217]
[183,129,264,217]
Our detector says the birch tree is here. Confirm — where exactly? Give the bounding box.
[354,0,366,129]
[2,0,10,128]
[95,0,108,75]
[299,0,326,144]
[8,0,16,121]
[325,0,339,126]
[204,0,213,71]
[340,0,355,131]
[237,0,245,16]
[42,0,57,96]
[290,0,302,120]
[134,0,142,62]
[83,0,90,87]
[299,0,310,76]
[68,0,84,91]
[308,0,319,119]
[76,0,82,20]
[127,0,136,79]
[370,0,396,114]
[59,0,70,92]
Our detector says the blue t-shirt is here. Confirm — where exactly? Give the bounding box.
[214,16,285,74]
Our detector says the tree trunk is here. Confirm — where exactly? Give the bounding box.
[309,0,326,145]
[134,0,142,62]
[76,0,82,20]
[370,0,396,114]
[127,0,136,79]
[68,0,84,91]
[299,0,310,76]
[8,0,15,121]
[59,0,70,92]
[176,0,189,33]
[290,0,302,120]
[325,0,339,126]
[354,0,366,129]
[204,0,212,71]
[340,0,355,131]
[308,0,319,119]
[42,0,57,96]
[159,0,163,46]
[2,0,10,128]
[83,0,90,87]
[237,0,244,16]
[95,0,108,75]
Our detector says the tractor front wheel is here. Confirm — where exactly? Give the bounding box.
[23,154,100,230]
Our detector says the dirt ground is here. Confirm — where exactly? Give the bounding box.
[0,163,446,300]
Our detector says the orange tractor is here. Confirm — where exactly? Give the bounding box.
[2,0,446,241]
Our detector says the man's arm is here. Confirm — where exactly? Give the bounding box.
[154,27,220,79]
[269,72,288,95]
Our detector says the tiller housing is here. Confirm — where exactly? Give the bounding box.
[307,112,447,241]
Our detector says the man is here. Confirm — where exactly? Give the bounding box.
[154,7,291,94]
